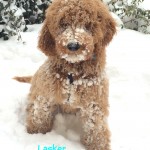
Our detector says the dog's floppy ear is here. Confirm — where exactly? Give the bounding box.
[102,15,116,46]
[38,22,55,56]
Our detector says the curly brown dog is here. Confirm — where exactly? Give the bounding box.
[15,0,116,149]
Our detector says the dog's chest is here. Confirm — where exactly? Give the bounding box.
[55,73,101,104]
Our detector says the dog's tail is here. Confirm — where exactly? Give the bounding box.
[13,76,32,83]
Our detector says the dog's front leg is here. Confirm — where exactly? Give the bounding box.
[26,97,57,134]
[80,104,110,150]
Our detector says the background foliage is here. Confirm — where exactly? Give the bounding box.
[104,0,150,33]
[0,0,51,40]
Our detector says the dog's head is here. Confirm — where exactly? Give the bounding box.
[38,0,116,63]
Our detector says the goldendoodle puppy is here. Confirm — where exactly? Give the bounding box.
[24,0,116,149]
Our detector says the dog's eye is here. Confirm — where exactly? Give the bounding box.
[62,23,69,29]
[85,23,92,32]
[59,19,69,29]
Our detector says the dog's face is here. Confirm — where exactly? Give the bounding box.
[55,21,95,63]
[38,0,116,63]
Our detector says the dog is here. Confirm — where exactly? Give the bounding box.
[15,0,116,149]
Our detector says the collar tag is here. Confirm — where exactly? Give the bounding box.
[92,53,96,61]
[67,74,73,84]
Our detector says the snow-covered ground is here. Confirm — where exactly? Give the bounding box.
[0,23,150,150]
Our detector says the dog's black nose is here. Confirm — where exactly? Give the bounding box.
[67,42,80,51]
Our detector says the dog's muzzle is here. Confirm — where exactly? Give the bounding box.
[67,42,80,51]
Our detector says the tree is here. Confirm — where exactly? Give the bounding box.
[105,0,150,34]
[0,0,52,40]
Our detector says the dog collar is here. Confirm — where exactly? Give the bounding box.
[67,74,74,84]
[92,53,96,61]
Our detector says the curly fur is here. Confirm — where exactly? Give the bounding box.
[26,0,116,149]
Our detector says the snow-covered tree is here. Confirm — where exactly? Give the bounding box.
[0,0,26,40]
[104,0,150,34]
[15,0,50,24]
[0,0,52,40]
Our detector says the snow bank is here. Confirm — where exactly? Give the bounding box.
[107,29,150,150]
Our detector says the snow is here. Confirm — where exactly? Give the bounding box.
[61,53,87,63]
[138,0,150,10]
[0,22,150,150]
[107,29,150,150]
[110,12,123,29]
